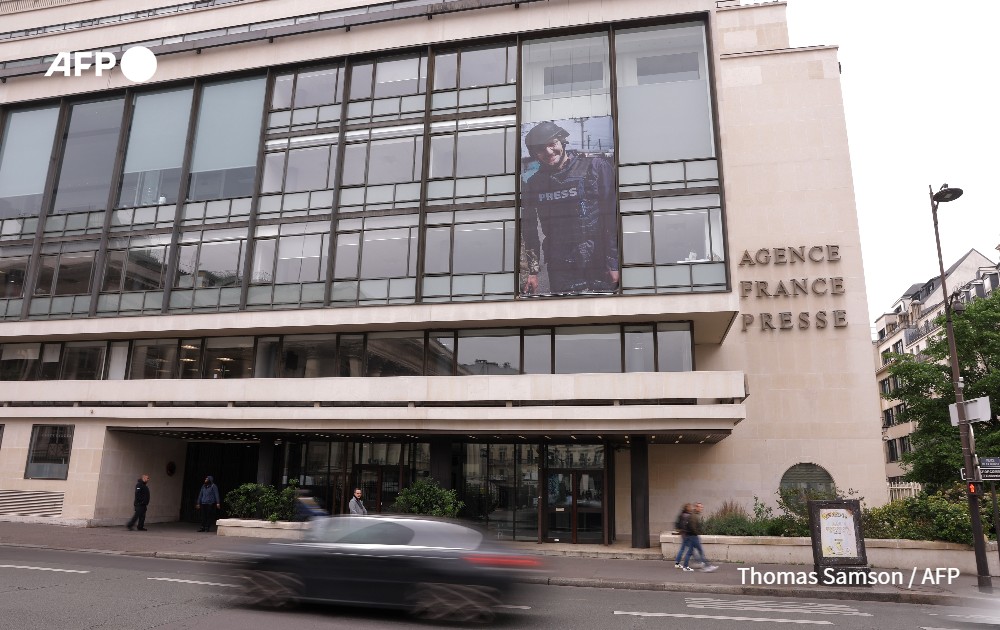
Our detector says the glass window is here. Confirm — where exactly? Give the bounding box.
[367,137,420,185]
[254,336,280,378]
[179,339,203,378]
[456,330,519,375]
[284,146,332,192]
[60,341,107,380]
[433,52,457,90]
[0,343,40,380]
[0,256,29,298]
[25,424,74,480]
[282,334,338,378]
[459,46,509,88]
[615,23,714,163]
[455,129,508,177]
[657,323,692,372]
[38,343,61,380]
[426,332,455,376]
[130,339,178,379]
[118,87,192,207]
[779,463,836,508]
[522,33,611,123]
[523,329,552,374]
[366,332,424,377]
[653,209,717,264]
[52,98,126,214]
[453,221,506,275]
[187,76,266,201]
[554,326,621,374]
[35,244,97,297]
[293,66,343,108]
[0,107,59,219]
[204,337,254,379]
[337,334,364,377]
[373,56,425,98]
[624,325,654,372]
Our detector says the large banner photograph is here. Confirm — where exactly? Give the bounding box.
[519,115,619,297]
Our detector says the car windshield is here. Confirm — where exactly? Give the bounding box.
[307,516,483,549]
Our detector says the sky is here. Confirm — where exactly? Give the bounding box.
[780,1,1000,326]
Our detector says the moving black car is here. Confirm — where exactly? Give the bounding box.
[240,514,543,622]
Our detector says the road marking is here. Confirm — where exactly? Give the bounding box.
[615,611,833,624]
[0,564,88,574]
[147,577,239,588]
[920,627,962,630]
[685,597,872,617]
[495,605,531,610]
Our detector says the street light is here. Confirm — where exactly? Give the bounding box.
[928,183,992,591]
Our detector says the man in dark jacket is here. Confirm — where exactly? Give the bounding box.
[681,502,718,572]
[126,474,150,531]
[520,120,619,296]
[196,475,222,532]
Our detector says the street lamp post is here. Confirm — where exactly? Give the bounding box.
[928,183,992,591]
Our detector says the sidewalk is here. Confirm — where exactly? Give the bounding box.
[0,519,995,607]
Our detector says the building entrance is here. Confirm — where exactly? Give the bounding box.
[544,470,604,543]
[355,464,401,513]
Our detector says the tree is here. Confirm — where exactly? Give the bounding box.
[886,290,1000,488]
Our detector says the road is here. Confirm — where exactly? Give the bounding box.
[1,547,998,629]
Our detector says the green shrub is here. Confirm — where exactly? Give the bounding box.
[862,489,995,545]
[223,481,298,522]
[392,477,464,518]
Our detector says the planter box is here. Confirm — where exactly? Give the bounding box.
[216,518,310,540]
[660,533,1000,576]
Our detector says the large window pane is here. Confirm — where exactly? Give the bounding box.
[653,209,712,263]
[60,341,107,380]
[615,23,714,163]
[204,337,254,379]
[0,343,40,380]
[522,33,611,123]
[366,332,424,377]
[460,46,508,88]
[624,325,655,372]
[52,99,125,214]
[284,146,331,192]
[554,326,621,373]
[456,330,519,375]
[0,256,29,298]
[118,88,192,207]
[337,334,364,377]
[0,107,59,219]
[188,77,266,201]
[523,329,552,374]
[25,424,74,480]
[455,129,507,177]
[657,323,692,372]
[196,240,243,287]
[130,339,178,379]
[283,334,338,378]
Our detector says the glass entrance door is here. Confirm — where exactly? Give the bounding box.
[357,465,400,513]
[544,470,603,543]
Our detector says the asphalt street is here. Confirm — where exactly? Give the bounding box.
[2,546,999,630]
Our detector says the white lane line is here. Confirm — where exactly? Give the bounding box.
[147,577,240,588]
[0,564,89,574]
[920,627,962,630]
[495,605,531,610]
[685,597,872,616]
[615,611,833,624]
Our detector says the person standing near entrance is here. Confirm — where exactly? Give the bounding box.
[349,487,367,515]
[126,474,150,531]
[195,475,221,532]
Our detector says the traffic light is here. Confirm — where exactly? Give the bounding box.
[967,481,983,497]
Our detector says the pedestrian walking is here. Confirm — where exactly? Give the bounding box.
[673,503,692,569]
[682,502,718,572]
[195,475,221,532]
[125,474,150,531]
[349,487,367,515]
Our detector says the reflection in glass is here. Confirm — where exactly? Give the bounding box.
[204,336,254,379]
[187,77,266,201]
[338,334,364,377]
[118,88,192,207]
[657,323,693,372]
[178,339,203,378]
[60,341,107,380]
[615,23,714,163]
[554,326,620,374]
[522,33,611,123]
[0,343,41,381]
[25,425,74,480]
[426,332,455,376]
[282,334,338,378]
[0,107,59,219]
[523,329,552,374]
[366,332,424,377]
[456,330,519,375]
[129,339,178,379]
[52,99,125,214]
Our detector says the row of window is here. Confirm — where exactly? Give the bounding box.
[0,322,692,382]
[0,20,724,318]
[881,403,908,428]
[885,436,912,463]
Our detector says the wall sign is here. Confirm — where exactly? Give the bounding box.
[738,245,848,332]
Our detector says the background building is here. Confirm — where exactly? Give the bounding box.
[0,0,887,543]
[873,247,998,489]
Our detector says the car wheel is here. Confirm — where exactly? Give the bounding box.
[243,570,302,609]
[409,582,499,623]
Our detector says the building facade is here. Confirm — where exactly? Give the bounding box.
[0,0,888,543]
[873,248,998,483]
